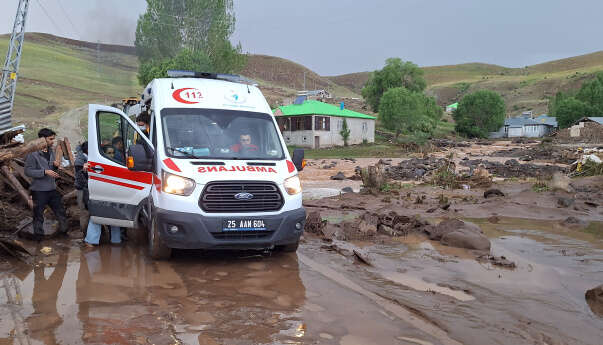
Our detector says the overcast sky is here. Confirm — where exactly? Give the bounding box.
[1,0,602,75]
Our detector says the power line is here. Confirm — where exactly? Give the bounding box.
[34,0,66,37]
[56,0,81,39]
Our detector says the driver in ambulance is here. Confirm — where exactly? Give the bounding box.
[230,132,258,153]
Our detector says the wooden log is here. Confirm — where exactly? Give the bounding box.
[0,138,47,162]
[63,189,77,202]
[62,138,76,169]
[54,144,63,168]
[9,160,31,187]
[1,165,32,209]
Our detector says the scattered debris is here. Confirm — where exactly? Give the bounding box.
[477,254,516,268]
[426,219,491,251]
[40,246,54,255]
[557,197,575,208]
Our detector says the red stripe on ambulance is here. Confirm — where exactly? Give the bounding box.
[90,175,145,190]
[88,162,152,184]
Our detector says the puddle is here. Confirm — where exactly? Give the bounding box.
[380,272,474,302]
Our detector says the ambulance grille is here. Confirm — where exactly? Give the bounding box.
[200,181,284,213]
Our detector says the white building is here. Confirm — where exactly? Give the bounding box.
[273,100,376,148]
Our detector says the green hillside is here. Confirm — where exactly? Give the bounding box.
[0,33,139,140]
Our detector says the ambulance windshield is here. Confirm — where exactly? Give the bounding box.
[161,108,285,160]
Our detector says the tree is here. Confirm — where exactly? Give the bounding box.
[378,87,442,138]
[138,49,214,85]
[549,72,603,128]
[135,0,246,85]
[453,90,506,138]
[576,72,603,115]
[362,58,426,112]
[340,118,351,146]
[555,98,593,128]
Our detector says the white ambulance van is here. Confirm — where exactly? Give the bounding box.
[86,71,306,259]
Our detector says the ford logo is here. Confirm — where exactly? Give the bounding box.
[234,192,254,200]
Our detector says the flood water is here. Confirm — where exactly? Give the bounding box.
[0,218,602,345]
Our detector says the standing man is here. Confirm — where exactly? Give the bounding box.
[74,141,89,234]
[25,128,68,240]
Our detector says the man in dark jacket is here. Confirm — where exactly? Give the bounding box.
[25,128,68,240]
[74,141,89,234]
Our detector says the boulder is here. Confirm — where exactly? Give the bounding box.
[484,189,505,198]
[557,197,575,208]
[585,285,603,317]
[330,172,346,180]
[428,218,491,251]
[341,186,354,193]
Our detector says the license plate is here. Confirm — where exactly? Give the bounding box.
[222,219,266,231]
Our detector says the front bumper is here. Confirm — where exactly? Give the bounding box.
[155,207,306,250]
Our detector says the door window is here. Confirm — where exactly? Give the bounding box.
[97,111,139,166]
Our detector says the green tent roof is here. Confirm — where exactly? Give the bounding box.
[447,102,458,108]
[273,100,376,119]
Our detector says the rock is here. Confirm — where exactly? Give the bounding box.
[305,211,326,235]
[487,216,500,224]
[561,216,587,227]
[428,219,491,251]
[585,201,599,208]
[551,172,573,193]
[440,203,451,210]
[557,197,575,208]
[330,172,346,180]
[484,189,505,198]
[426,207,438,213]
[585,285,603,317]
[414,168,426,177]
[341,186,354,193]
[358,221,377,237]
[477,254,516,268]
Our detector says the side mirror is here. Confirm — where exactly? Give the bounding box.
[292,148,305,172]
[127,144,153,172]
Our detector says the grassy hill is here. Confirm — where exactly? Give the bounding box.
[326,52,603,115]
[1,33,601,140]
[0,33,139,140]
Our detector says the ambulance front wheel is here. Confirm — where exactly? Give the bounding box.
[149,215,172,260]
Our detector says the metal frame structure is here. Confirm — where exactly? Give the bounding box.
[0,0,30,131]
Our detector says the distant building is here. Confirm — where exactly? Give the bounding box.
[569,117,603,138]
[273,100,376,148]
[489,113,558,138]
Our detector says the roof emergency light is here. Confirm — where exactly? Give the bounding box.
[167,70,258,86]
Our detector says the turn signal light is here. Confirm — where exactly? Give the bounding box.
[301,159,307,169]
[127,156,135,169]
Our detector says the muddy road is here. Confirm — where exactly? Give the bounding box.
[1,217,602,345]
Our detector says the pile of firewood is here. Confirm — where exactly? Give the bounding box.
[0,127,77,213]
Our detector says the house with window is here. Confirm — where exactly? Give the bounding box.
[273,100,376,148]
[489,113,558,138]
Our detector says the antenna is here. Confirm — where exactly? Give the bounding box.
[0,0,30,132]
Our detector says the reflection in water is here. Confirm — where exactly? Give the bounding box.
[2,245,307,344]
[26,252,68,345]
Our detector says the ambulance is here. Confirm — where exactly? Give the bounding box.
[86,71,306,259]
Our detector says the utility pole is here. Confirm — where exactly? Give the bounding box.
[96,41,101,78]
[0,0,31,132]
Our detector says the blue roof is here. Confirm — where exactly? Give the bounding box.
[505,115,557,127]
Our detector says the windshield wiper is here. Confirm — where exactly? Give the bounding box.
[166,146,200,159]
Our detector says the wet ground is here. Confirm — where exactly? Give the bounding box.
[1,215,602,345]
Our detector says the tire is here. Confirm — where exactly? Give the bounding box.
[148,215,171,260]
[279,241,300,253]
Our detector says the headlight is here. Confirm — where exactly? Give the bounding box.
[162,170,196,196]
[284,175,302,195]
